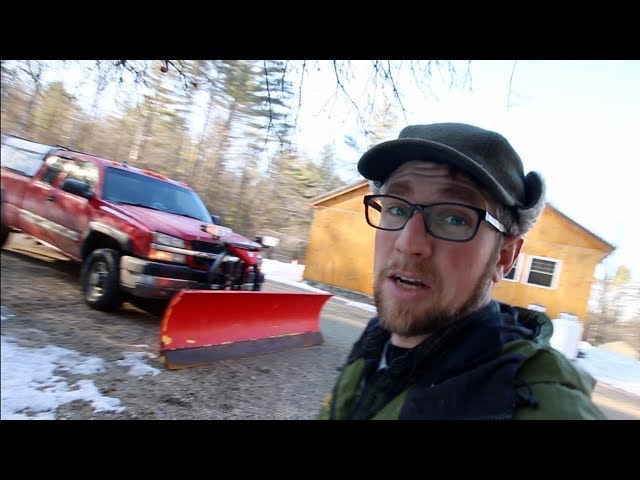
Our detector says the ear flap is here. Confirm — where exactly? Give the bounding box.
[523,172,543,209]
[517,171,546,234]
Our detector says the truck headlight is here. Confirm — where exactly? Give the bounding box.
[153,232,186,248]
[149,232,187,264]
[148,250,187,264]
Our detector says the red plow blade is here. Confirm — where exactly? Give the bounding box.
[159,290,332,370]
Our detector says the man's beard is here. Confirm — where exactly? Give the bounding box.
[374,249,499,337]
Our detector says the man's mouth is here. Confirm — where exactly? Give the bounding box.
[392,274,426,288]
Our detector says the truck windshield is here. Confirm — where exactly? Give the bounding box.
[102,167,211,222]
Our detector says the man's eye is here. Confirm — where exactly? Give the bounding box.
[386,206,411,217]
[443,215,469,226]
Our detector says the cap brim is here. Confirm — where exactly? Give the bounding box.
[357,138,519,208]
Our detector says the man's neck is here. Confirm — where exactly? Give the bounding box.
[390,333,429,349]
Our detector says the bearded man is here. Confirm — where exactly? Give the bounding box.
[318,123,605,420]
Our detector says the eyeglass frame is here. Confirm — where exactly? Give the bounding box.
[363,194,507,242]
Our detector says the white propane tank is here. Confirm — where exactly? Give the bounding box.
[549,313,583,360]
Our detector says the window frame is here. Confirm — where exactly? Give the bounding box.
[521,255,562,290]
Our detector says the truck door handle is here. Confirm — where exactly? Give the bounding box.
[47,194,55,202]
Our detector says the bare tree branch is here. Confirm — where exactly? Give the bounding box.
[331,60,369,133]
[507,60,518,110]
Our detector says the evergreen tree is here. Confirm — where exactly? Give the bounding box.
[33,81,79,145]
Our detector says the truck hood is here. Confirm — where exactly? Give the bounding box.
[116,205,261,248]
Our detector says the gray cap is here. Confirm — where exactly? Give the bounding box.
[357,122,543,210]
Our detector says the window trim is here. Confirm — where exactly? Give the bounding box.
[503,252,525,282]
[521,255,562,290]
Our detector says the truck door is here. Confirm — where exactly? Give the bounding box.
[18,154,76,247]
[45,159,99,259]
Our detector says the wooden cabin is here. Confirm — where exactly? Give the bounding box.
[304,181,615,322]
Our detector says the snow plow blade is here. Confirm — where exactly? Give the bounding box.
[159,290,332,370]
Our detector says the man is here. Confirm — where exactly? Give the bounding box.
[318,122,605,420]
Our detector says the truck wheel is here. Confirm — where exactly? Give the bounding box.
[0,224,9,248]
[0,190,7,247]
[253,270,265,291]
[82,248,123,311]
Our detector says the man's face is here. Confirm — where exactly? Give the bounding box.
[373,161,519,337]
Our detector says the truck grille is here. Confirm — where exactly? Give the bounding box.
[191,241,226,255]
[190,241,226,270]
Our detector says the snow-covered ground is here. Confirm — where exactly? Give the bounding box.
[575,345,640,396]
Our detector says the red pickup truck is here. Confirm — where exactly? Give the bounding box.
[1,133,276,313]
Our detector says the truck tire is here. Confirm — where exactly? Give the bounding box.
[1,194,9,247]
[253,269,265,291]
[81,248,123,312]
[0,224,9,248]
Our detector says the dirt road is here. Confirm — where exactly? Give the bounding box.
[2,233,638,420]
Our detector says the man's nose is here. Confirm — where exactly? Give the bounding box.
[394,210,434,256]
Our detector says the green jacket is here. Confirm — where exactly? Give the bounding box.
[318,301,605,420]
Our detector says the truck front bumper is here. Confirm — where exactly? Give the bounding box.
[119,256,263,299]
[120,256,199,298]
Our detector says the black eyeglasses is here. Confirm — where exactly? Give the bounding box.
[363,194,506,242]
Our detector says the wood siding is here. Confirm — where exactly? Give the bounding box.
[493,205,612,320]
[304,182,614,322]
[304,184,376,294]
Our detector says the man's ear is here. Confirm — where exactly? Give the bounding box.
[493,235,524,283]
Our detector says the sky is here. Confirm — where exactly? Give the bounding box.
[294,60,640,281]
[2,259,639,420]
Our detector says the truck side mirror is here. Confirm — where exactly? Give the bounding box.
[61,178,93,199]
[211,214,222,225]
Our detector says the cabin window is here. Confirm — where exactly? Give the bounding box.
[522,256,562,289]
[503,252,525,282]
